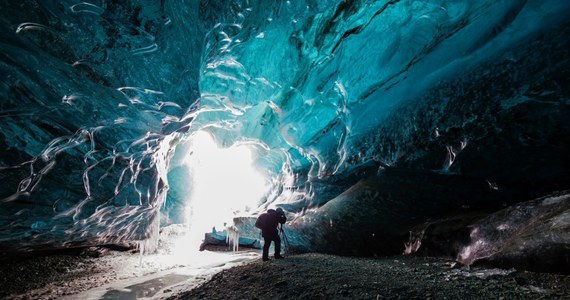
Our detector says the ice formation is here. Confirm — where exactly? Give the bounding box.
[226,224,240,252]
[0,0,569,272]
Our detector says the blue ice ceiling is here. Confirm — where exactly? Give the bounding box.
[1,0,569,261]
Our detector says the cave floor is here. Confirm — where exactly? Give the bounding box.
[1,249,569,300]
[0,246,258,300]
[169,253,570,300]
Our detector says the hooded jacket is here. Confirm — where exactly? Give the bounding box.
[256,208,286,238]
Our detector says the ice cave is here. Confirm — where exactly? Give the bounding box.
[1,0,570,297]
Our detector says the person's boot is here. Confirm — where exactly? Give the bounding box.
[262,256,269,261]
[275,254,284,259]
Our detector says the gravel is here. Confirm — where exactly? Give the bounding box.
[169,253,570,300]
[2,251,569,300]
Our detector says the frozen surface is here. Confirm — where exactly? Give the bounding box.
[65,250,258,300]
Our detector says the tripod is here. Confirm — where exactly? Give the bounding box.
[279,224,290,253]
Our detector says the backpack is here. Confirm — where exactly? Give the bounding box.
[255,213,268,229]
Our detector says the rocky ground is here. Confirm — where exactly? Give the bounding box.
[1,249,569,300]
[0,248,139,299]
[170,253,570,300]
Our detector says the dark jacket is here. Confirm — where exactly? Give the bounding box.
[256,209,286,238]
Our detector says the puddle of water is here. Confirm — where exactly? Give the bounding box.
[66,250,259,300]
[101,274,190,299]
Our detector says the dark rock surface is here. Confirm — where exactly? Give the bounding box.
[170,253,570,300]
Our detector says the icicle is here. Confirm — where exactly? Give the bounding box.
[226,224,240,252]
[139,240,145,266]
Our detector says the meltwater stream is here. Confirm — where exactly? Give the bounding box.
[64,249,258,300]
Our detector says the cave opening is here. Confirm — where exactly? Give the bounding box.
[165,129,272,255]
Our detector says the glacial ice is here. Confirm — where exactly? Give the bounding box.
[0,0,569,272]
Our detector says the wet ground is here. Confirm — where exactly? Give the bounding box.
[0,246,258,300]
[2,249,569,300]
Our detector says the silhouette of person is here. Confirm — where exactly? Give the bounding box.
[255,207,286,261]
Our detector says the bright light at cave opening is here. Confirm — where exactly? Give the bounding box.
[178,130,269,254]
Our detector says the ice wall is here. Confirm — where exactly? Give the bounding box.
[1,0,569,256]
[0,0,205,250]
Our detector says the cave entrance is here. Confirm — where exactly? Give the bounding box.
[182,130,269,251]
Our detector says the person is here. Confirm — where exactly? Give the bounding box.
[255,207,286,261]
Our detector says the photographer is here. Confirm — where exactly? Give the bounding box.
[255,207,287,261]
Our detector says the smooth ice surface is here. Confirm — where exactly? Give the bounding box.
[1,0,569,264]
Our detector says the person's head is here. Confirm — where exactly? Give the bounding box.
[276,207,284,215]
